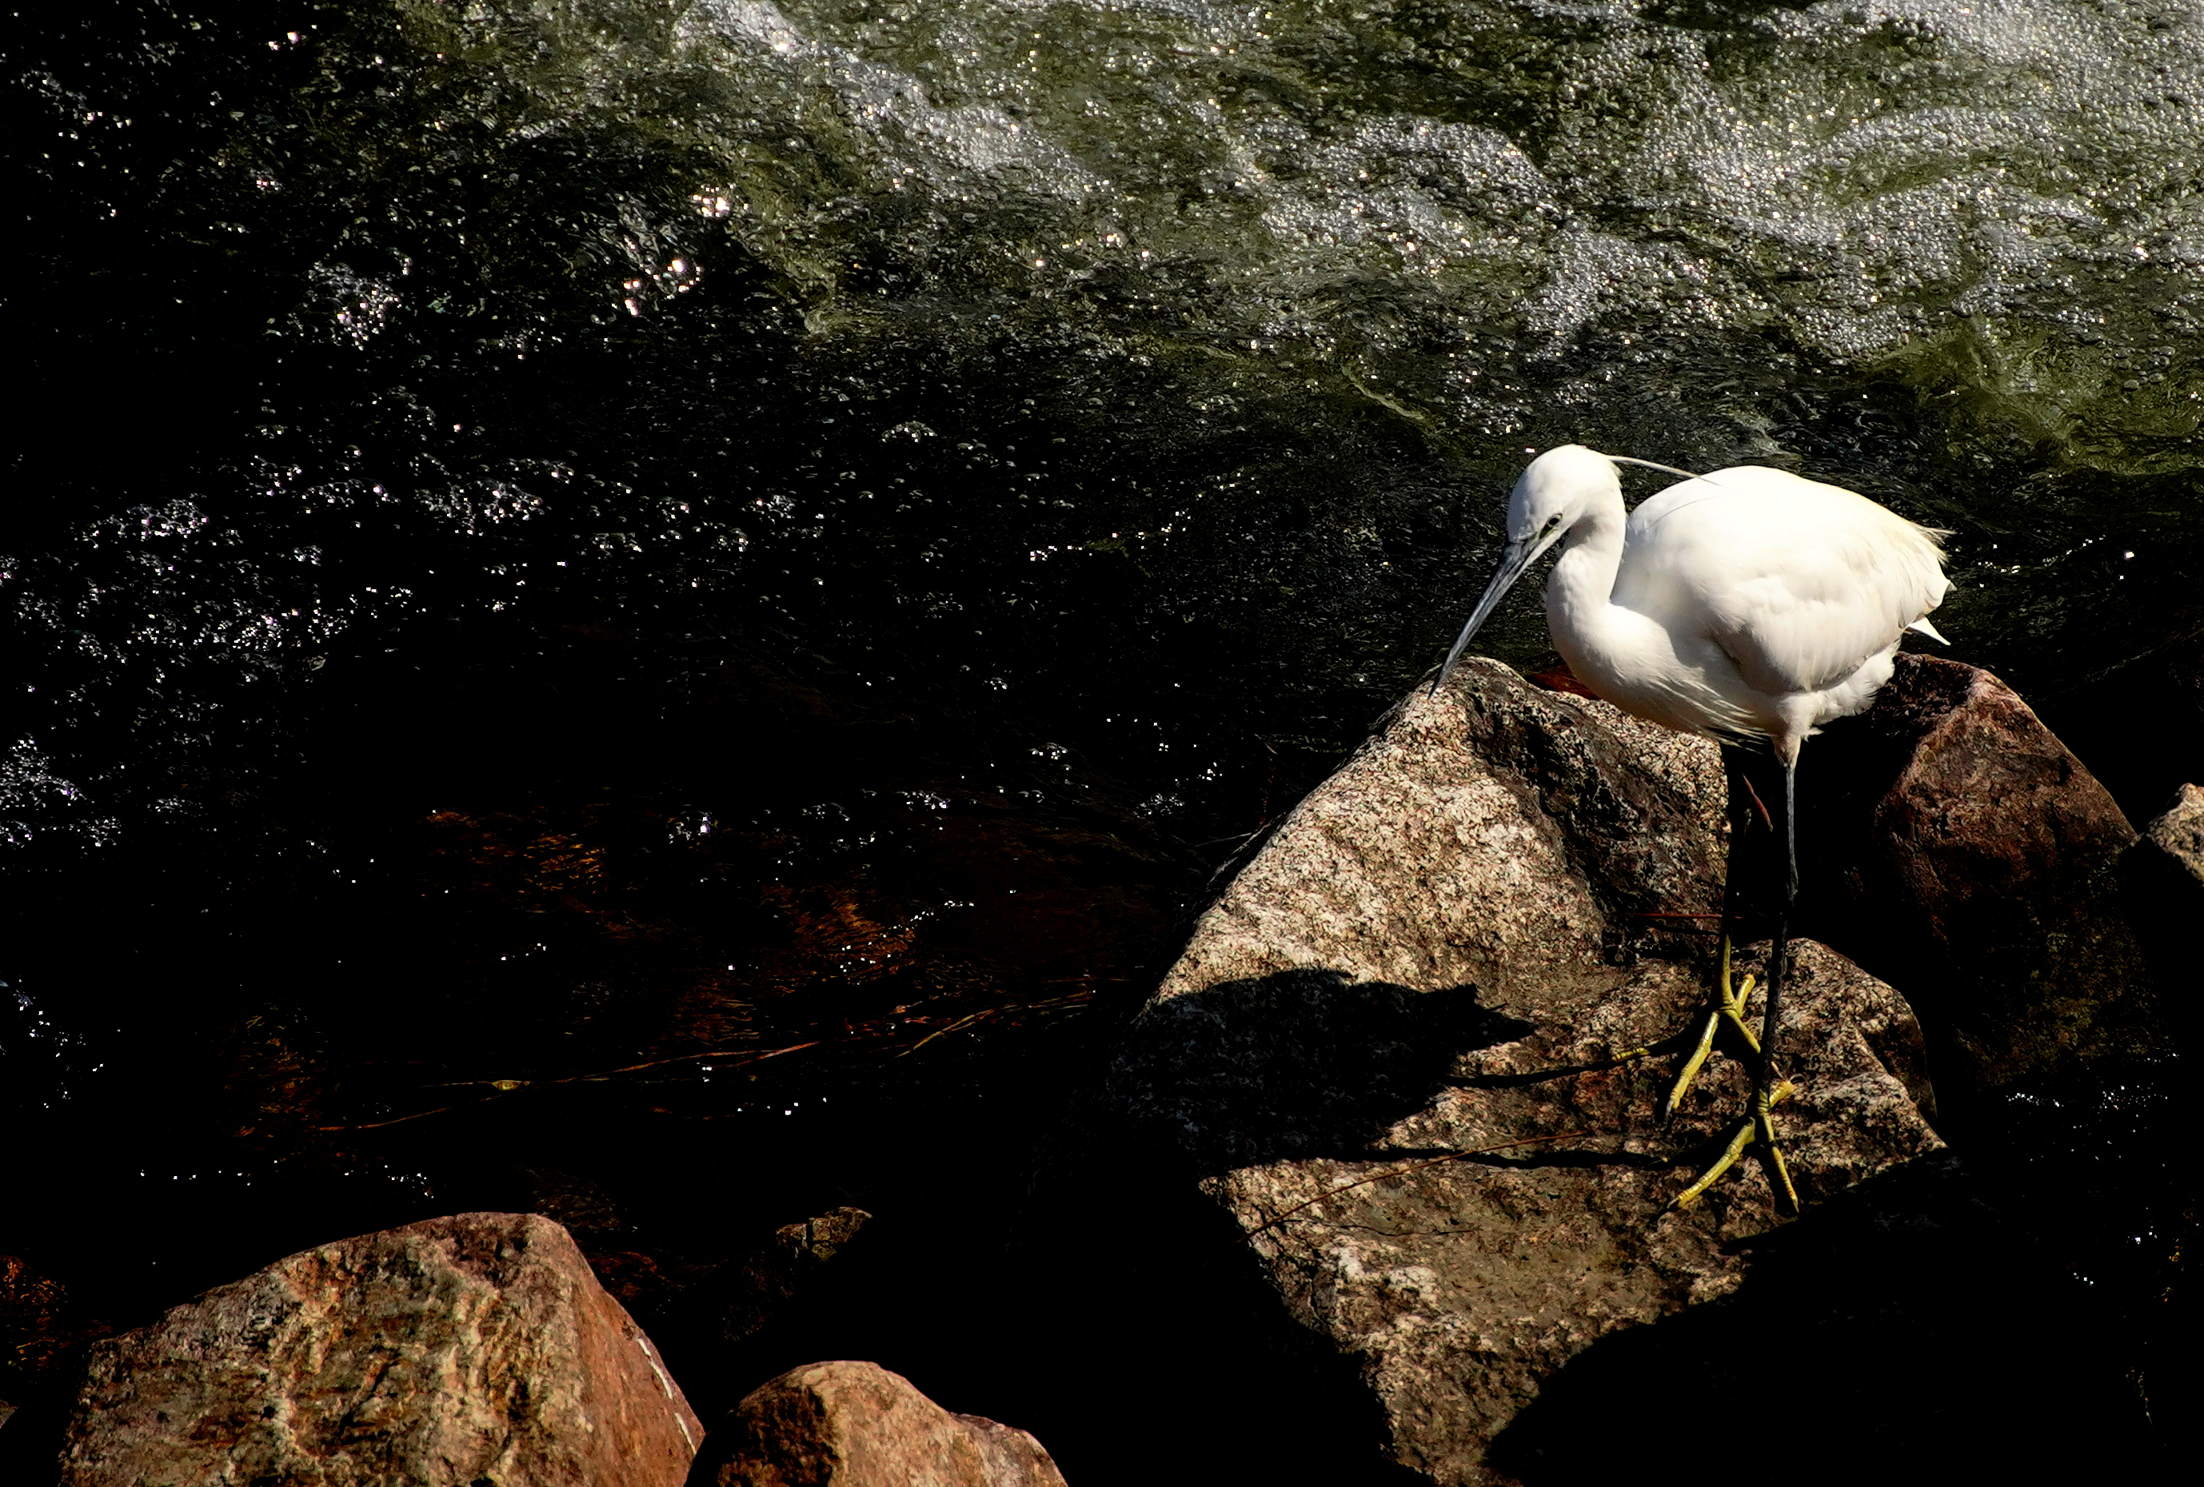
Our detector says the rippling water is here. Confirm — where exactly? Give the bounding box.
[6,0,2196,1468]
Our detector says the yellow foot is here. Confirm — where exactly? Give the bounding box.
[1663,937,1762,1118]
[1668,1081,1800,1213]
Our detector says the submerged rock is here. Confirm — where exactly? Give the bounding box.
[718,1360,1065,1487]
[715,1206,875,1348]
[57,1212,700,1487]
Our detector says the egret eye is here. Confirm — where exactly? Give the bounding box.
[1542,515,1561,535]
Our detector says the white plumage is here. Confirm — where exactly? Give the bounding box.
[1432,443,1954,1211]
[1436,444,1949,761]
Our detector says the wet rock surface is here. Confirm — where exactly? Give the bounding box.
[716,1360,1065,1487]
[55,1212,700,1487]
[712,1207,876,1350]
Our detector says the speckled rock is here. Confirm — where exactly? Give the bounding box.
[718,1360,1066,1487]
[1158,658,1731,1010]
[1105,660,1943,1484]
[2135,782,2204,900]
[57,1212,701,1487]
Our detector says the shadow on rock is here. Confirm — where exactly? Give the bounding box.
[1485,1154,2160,1485]
[1100,969,1532,1171]
[1004,970,1526,1486]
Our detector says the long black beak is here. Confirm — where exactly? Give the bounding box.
[1430,537,1540,695]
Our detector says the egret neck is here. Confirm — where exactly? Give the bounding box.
[1541,489,1709,741]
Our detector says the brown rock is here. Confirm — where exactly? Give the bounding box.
[57,1212,701,1487]
[950,1413,1069,1487]
[0,1253,106,1483]
[1784,654,2170,1109]
[1094,660,1945,1483]
[0,1251,77,1406]
[718,1360,1066,1487]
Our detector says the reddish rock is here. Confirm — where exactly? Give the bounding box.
[718,1360,1066,1487]
[0,1252,77,1376]
[1781,654,2170,1109]
[0,1254,68,1328]
[57,1212,700,1487]
[0,1254,108,1482]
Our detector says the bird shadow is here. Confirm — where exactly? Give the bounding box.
[1100,968,1536,1172]
[1010,968,1534,1486]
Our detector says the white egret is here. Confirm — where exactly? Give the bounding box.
[1433,444,1951,1210]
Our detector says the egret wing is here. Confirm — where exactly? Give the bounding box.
[1616,468,1949,699]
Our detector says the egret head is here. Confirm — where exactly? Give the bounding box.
[1430,445,1621,693]
[1505,444,1621,547]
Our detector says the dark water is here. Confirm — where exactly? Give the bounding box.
[5,1,2197,1477]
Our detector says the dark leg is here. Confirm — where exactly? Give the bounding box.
[1759,751,1798,1045]
[1746,759,1801,1209]
[1670,753,1802,1213]
[1657,747,1763,1115]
